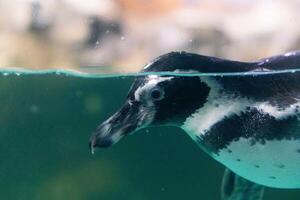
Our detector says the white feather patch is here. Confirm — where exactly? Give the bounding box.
[182,78,252,138]
[134,75,173,101]
[182,78,299,139]
[215,138,300,188]
[255,101,300,119]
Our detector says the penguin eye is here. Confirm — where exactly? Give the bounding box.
[150,88,164,101]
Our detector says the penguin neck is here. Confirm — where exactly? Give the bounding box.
[180,77,252,141]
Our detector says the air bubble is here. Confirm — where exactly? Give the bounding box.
[276,164,285,169]
[29,104,39,113]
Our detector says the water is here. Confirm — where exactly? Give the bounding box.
[1,69,300,199]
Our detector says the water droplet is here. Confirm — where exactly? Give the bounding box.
[3,72,8,76]
[94,40,100,48]
[284,52,295,57]
[189,39,193,43]
[105,30,110,34]
[121,36,126,41]
[16,73,20,76]
[291,70,296,73]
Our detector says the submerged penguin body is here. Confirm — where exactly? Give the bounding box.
[181,74,300,188]
[90,51,300,189]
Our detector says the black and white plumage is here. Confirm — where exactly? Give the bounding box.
[90,51,300,200]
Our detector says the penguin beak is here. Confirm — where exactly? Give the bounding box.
[89,101,141,153]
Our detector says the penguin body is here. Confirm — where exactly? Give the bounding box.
[90,51,300,189]
[181,73,300,188]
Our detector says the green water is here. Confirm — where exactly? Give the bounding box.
[1,69,300,200]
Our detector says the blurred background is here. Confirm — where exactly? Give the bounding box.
[1,1,300,200]
[1,0,300,72]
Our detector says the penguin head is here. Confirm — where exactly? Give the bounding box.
[89,52,211,151]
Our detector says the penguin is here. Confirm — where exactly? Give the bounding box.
[89,51,300,200]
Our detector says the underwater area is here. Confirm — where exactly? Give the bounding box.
[1,69,300,200]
